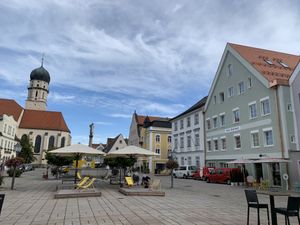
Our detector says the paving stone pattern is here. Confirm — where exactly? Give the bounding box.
[0,169,296,225]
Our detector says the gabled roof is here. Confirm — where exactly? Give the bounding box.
[171,96,207,121]
[229,43,300,85]
[0,99,23,121]
[19,109,70,132]
[136,115,162,126]
[103,134,122,153]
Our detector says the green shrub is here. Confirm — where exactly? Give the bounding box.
[7,169,23,177]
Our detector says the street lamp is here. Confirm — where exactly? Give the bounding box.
[14,143,22,157]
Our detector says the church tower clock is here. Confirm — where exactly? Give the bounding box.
[25,61,51,111]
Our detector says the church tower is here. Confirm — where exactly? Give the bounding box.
[25,62,51,111]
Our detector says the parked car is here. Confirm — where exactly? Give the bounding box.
[192,167,215,180]
[173,165,197,178]
[206,168,241,185]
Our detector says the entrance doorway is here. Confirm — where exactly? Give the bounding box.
[155,163,165,174]
[255,163,263,182]
[271,163,281,186]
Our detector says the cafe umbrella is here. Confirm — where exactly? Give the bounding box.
[49,144,105,183]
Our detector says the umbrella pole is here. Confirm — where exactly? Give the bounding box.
[74,158,78,184]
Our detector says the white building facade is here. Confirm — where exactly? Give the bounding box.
[171,97,207,168]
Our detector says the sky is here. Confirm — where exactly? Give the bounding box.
[0,0,299,144]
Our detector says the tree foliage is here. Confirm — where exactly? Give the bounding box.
[5,157,24,168]
[19,135,36,163]
[104,157,137,169]
[166,159,179,170]
[45,151,74,167]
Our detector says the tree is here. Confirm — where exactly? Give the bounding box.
[19,135,36,164]
[45,151,73,179]
[5,157,24,190]
[166,159,179,188]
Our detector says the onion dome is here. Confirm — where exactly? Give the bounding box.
[30,66,50,83]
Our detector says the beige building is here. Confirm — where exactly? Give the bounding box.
[128,112,171,173]
[0,64,71,165]
[103,134,128,153]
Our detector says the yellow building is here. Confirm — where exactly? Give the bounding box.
[128,112,172,173]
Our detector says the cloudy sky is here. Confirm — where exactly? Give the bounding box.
[0,0,299,144]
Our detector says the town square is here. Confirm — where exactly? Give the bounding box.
[0,1,300,225]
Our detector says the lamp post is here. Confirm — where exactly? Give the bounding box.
[167,149,178,188]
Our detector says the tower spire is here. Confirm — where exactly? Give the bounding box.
[41,53,44,67]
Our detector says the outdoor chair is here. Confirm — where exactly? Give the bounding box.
[75,177,90,188]
[125,176,134,187]
[150,179,161,191]
[244,190,270,225]
[77,178,96,190]
[0,194,5,215]
[273,196,300,225]
[77,172,83,180]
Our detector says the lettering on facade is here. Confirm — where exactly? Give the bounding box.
[224,126,240,133]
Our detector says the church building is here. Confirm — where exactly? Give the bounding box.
[0,63,71,165]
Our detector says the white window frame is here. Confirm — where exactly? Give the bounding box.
[248,101,257,119]
[212,116,218,129]
[291,135,296,143]
[250,130,260,148]
[155,148,161,154]
[247,77,253,89]
[194,113,199,125]
[263,127,274,147]
[207,139,212,152]
[219,113,225,127]
[238,81,245,95]
[206,118,211,130]
[155,134,161,143]
[213,138,218,151]
[220,136,226,151]
[219,92,225,103]
[227,64,233,77]
[287,103,293,112]
[228,86,234,98]
[260,97,271,116]
[234,133,241,150]
[187,135,192,148]
[232,108,240,124]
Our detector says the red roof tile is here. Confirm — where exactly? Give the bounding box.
[0,99,23,121]
[229,43,300,85]
[19,109,70,132]
[136,115,164,126]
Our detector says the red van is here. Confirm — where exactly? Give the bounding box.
[206,168,241,184]
[192,167,215,180]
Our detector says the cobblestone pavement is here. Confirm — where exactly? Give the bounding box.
[0,169,297,225]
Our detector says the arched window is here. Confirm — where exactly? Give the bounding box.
[48,136,55,149]
[155,135,160,143]
[34,135,42,153]
[61,137,65,148]
[35,91,38,97]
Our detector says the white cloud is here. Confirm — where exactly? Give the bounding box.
[109,113,132,119]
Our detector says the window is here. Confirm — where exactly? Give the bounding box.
[278,61,289,68]
[249,103,257,119]
[187,136,191,147]
[35,91,38,97]
[181,157,184,165]
[119,140,122,144]
[238,81,245,94]
[187,117,191,127]
[233,109,240,123]
[264,129,274,146]
[248,77,252,88]
[251,132,259,147]
[61,137,66,148]
[48,136,55,149]
[206,119,211,130]
[287,103,293,112]
[180,137,184,148]
[168,136,171,143]
[195,133,200,146]
[213,95,217,104]
[228,87,234,97]
[235,135,241,149]
[155,135,160,143]
[174,138,178,149]
[207,140,211,151]
[227,64,233,77]
[261,98,271,116]
[219,92,225,103]
[194,113,199,125]
[221,138,226,150]
[180,120,184,129]
[155,149,160,154]
[195,156,200,167]
[214,139,218,151]
[34,135,42,153]
[213,117,218,128]
[188,157,192,165]
[174,122,178,131]
[220,114,225,127]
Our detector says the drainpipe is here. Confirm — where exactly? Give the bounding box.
[202,110,206,167]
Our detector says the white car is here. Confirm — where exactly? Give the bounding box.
[173,165,197,178]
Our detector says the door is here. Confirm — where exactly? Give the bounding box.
[255,163,263,182]
[271,163,281,186]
